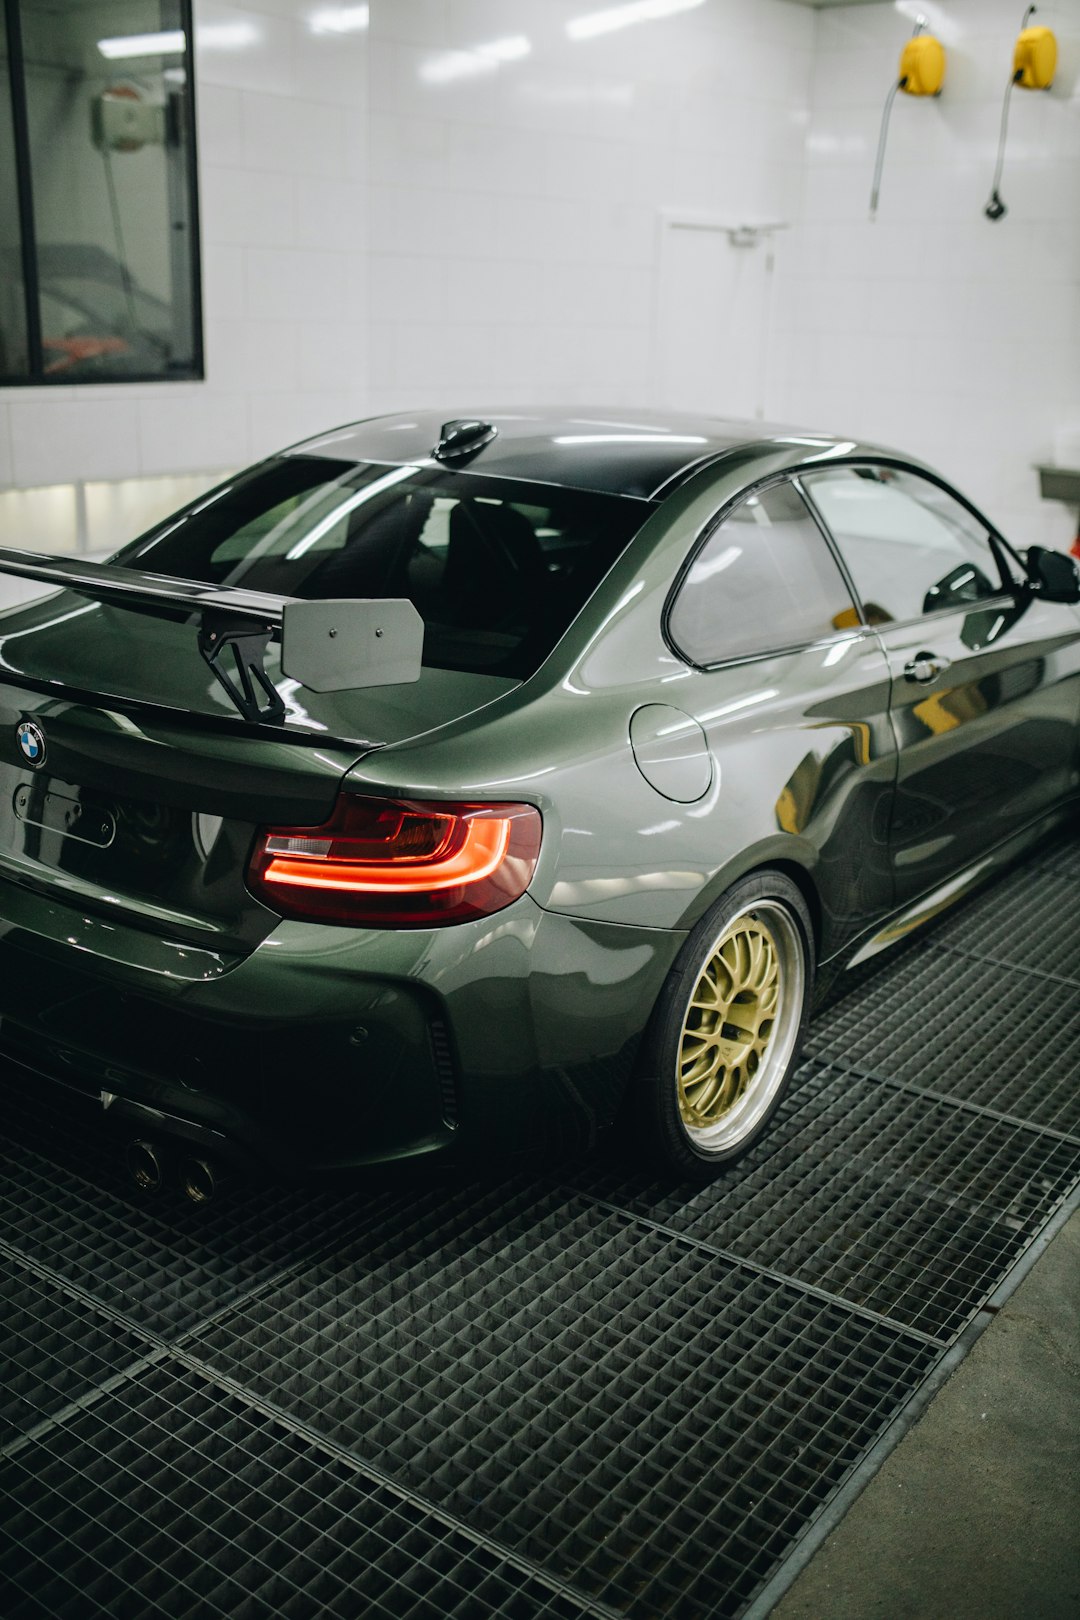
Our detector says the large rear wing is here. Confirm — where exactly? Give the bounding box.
[0,546,424,725]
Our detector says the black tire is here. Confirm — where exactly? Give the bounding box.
[632,871,815,1179]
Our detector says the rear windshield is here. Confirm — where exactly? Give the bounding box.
[114,456,653,679]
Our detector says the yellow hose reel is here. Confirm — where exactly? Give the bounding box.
[898,34,947,97]
[1013,23,1057,89]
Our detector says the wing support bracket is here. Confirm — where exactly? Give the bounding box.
[196,612,286,725]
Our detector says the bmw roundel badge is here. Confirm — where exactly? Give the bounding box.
[16,720,46,769]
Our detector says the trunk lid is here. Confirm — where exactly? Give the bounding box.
[0,592,516,959]
[0,592,516,744]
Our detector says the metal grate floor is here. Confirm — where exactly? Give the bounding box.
[1,829,1078,1618]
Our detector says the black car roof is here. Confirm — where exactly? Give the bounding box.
[287,408,871,502]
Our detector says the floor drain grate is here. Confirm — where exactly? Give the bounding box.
[0,1364,595,1620]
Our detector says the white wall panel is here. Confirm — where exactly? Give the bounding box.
[200,241,248,320]
[195,4,297,95]
[195,82,246,167]
[0,404,12,489]
[10,397,142,486]
[0,0,1075,562]
[247,386,355,456]
[199,165,295,246]
[774,0,1080,549]
[136,388,249,471]
[365,0,813,414]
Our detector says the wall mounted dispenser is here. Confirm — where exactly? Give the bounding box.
[985,6,1057,220]
[869,18,946,218]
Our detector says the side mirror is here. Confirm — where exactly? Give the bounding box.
[923,562,996,615]
[1025,545,1080,604]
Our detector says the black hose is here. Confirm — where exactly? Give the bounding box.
[987,4,1039,220]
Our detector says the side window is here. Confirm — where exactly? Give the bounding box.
[801,467,1006,626]
[668,480,858,666]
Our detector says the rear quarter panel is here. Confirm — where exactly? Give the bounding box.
[349,460,899,963]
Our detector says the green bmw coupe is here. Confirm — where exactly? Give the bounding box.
[1,410,1078,1194]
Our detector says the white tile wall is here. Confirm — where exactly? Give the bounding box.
[774,0,1080,548]
[136,388,250,472]
[0,0,1076,554]
[9,397,143,486]
[365,0,813,412]
[0,402,13,488]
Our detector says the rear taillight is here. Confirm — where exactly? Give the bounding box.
[248,794,542,927]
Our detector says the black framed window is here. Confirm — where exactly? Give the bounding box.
[1,0,202,384]
[668,480,858,667]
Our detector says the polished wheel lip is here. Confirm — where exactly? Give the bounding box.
[676,899,804,1154]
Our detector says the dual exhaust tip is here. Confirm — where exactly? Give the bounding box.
[126,1139,220,1204]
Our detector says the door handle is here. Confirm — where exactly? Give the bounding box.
[903,652,949,684]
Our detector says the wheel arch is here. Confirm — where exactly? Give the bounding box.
[758,857,822,965]
[673,838,824,963]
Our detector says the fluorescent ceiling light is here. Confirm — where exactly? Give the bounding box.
[477,35,531,62]
[420,35,531,84]
[98,29,184,59]
[197,21,259,49]
[310,4,369,35]
[421,50,498,84]
[567,0,705,43]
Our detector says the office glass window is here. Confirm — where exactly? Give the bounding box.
[1,0,201,384]
[0,6,29,377]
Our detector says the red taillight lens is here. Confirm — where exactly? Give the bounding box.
[248,794,542,927]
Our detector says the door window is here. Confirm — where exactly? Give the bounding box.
[801,467,1007,627]
[668,480,858,666]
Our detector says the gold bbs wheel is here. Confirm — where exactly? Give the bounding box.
[676,899,805,1154]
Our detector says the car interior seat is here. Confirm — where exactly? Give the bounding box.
[443,500,548,629]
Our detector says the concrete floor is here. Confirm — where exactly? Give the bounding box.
[773,1209,1080,1620]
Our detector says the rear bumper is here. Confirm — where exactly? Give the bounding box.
[0,877,684,1171]
[0,1051,266,1173]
